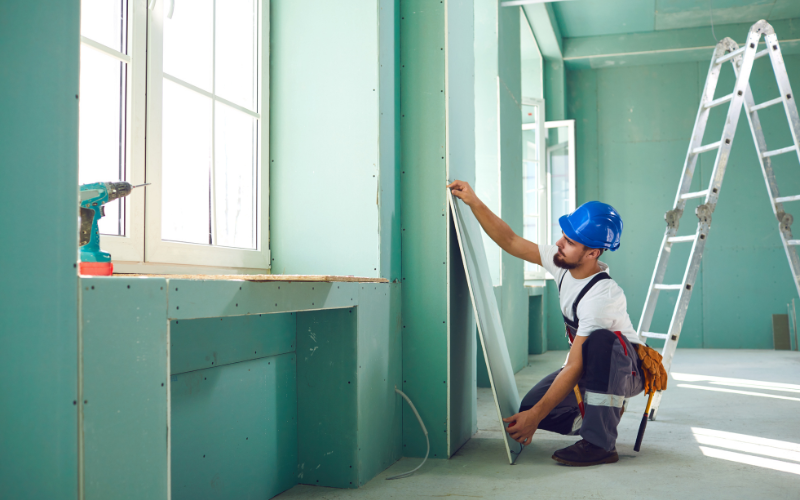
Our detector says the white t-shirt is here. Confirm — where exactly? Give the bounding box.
[539,244,641,345]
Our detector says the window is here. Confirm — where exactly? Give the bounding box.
[545,120,576,249]
[521,98,546,279]
[521,110,576,280]
[78,0,269,273]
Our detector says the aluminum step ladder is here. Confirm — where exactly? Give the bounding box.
[637,20,800,419]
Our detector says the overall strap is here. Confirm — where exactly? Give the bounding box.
[558,269,568,292]
[570,272,611,323]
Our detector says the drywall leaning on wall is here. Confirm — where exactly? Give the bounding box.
[450,192,522,464]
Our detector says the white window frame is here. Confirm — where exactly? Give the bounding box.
[522,97,547,280]
[80,0,271,274]
[144,0,270,271]
[544,119,576,279]
[79,0,147,263]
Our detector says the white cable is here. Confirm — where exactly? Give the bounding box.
[386,387,429,480]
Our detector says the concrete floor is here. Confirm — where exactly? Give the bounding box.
[278,349,800,499]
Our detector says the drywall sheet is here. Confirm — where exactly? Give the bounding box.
[171,354,297,500]
[81,277,168,500]
[356,283,403,485]
[448,192,523,464]
[170,312,296,374]
[1,1,80,497]
[296,308,359,488]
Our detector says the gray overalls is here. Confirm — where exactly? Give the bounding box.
[519,270,644,451]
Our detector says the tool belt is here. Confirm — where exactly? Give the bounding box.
[636,344,668,394]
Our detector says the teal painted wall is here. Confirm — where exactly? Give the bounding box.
[269,0,399,280]
[498,5,530,373]
[0,1,80,498]
[567,56,800,349]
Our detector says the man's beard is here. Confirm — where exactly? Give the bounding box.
[553,252,579,270]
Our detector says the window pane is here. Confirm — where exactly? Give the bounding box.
[214,104,256,249]
[79,45,127,236]
[522,103,537,125]
[524,218,538,275]
[81,0,127,53]
[548,126,571,245]
[164,0,213,91]
[216,0,257,110]
[161,80,212,245]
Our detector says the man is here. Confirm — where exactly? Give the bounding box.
[447,180,644,466]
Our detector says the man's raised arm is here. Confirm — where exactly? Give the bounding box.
[447,180,542,267]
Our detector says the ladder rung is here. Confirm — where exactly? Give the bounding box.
[680,189,709,200]
[654,284,682,290]
[750,96,783,112]
[715,46,746,64]
[762,145,797,158]
[776,194,800,203]
[788,240,800,246]
[668,235,697,243]
[692,141,722,155]
[704,93,734,109]
[642,332,669,340]
[754,48,769,60]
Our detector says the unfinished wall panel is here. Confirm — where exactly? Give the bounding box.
[0,1,80,498]
[81,278,168,500]
[171,354,297,500]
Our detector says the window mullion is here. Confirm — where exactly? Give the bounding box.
[210,0,218,246]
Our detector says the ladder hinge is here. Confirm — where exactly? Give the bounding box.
[665,208,683,230]
[780,212,794,231]
[696,204,714,224]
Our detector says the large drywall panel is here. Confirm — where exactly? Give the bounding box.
[0,1,80,498]
[450,192,523,464]
[356,283,403,485]
[81,278,168,500]
[296,308,359,488]
[566,54,800,349]
[171,354,297,500]
[400,0,449,459]
[170,312,296,374]
[269,0,380,277]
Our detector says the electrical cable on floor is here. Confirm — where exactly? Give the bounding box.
[386,387,429,480]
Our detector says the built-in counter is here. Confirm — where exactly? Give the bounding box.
[78,276,401,500]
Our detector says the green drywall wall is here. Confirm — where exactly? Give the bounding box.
[379,0,402,281]
[269,0,383,278]
[445,0,478,457]
[521,13,543,100]
[563,18,800,69]
[400,0,448,459]
[0,1,79,498]
[566,55,800,349]
[528,295,545,354]
[498,4,530,373]
[170,313,296,374]
[297,308,358,488]
[356,283,403,484]
[545,58,567,121]
[81,278,168,500]
[171,354,297,500]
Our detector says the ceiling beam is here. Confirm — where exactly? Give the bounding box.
[563,18,800,70]
[521,2,562,60]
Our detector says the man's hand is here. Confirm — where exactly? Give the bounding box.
[503,410,541,446]
[447,180,479,207]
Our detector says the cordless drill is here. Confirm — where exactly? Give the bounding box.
[79,181,147,276]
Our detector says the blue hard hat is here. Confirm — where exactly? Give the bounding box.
[558,201,623,251]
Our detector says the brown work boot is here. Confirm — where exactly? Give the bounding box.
[552,439,619,466]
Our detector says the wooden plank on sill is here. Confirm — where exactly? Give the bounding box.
[112,274,389,283]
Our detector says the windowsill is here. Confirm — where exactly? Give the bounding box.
[107,273,389,283]
[524,280,546,296]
